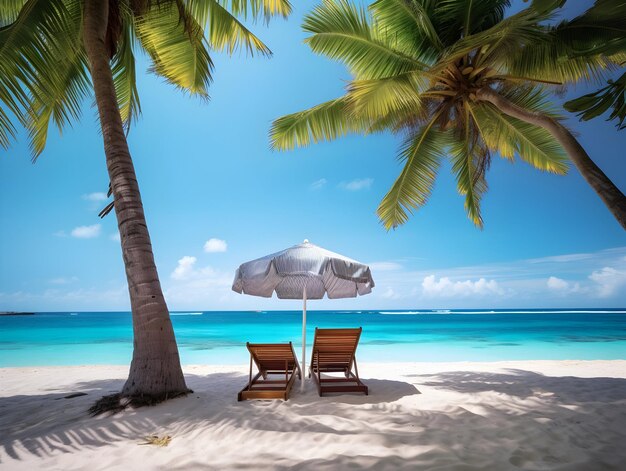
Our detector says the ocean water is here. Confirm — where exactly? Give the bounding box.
[0,309,625,367]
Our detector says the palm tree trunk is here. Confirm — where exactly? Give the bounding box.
[83,0,189,399]
[476,87,626,230]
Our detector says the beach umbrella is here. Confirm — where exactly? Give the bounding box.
[232,240,375,390]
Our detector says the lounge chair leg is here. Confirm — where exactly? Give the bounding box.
[249,355,254,390]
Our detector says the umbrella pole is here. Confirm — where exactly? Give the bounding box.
[301,285,306,391]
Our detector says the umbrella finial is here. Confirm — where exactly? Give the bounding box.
[303,239,309,244]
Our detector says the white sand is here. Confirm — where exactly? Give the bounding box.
[2,361,626,470]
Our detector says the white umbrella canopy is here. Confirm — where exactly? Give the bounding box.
[232,240,375,389]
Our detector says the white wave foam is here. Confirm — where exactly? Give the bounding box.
[379,311,423,315]
[449,310,626,315]
[377,310,626,315]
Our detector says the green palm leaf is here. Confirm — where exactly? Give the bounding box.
[549,0,626,57]
[564,71,626,130]
[136,1,213,97]
[435,0,510,40]
[0,0,87,156]
[450,107,488,228]
[346,71,424,122]
[214,0,292,22]
[470,86,568,173]
[112,20,141,132]
[505,36,615,84]
[270,97,372,150]
[471,103,568,174]
[502,0,625,84]
[0,106,16,149]
[0,0,28,26]
[437,6,549,74]
[187,0,271,56]
[27,52,90,158]
[303,0,426,80]
[377,112,449,229]
[0,0,67,125]
[369,0,442,62]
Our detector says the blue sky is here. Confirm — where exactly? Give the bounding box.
[0,0,625,312]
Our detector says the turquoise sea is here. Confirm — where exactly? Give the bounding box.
[1,309,625,367]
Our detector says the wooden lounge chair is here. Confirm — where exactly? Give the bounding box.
[238,342,301,401]
[309,327,368,396]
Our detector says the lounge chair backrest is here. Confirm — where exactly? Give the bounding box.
[247,342,298,372]
[311,328,362,368]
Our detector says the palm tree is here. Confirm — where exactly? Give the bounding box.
[270,0,626,230]
[0,0,291,405]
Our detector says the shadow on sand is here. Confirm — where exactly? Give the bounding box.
[1,369,626,470]
[0,373,418,460]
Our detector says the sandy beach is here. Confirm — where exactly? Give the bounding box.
[1,361,626,470]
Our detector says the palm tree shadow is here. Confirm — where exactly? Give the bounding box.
[409,369,626,402]
[0,372,419,462]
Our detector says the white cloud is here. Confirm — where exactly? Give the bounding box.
[528,253,594,264]
[546,276,581,295]
[547,276,569,291]
[165,256,232,308]
[369,261,403,272]
[380,287,404,300]
[110,232,121,242]
[71,224,101,239]
[310,178,327,190]
[204,238,227,253]
[172,256,198,280]
[421,275,504,298]
[589,267,626,298]
[0,284,129,311]
[49,277,79,285]
[53,230,67,238]
[8,245,625,311]
[339,178,373,191]
[82,192,108,202]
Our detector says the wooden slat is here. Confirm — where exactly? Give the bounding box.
[309,328,368,397]
[238,342,300,401]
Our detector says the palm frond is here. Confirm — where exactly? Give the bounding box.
[437,6,549,73]
[346,71,424,122]
[27,53,90,158]
[0,0,28,26]
[136,1,213,97]
[0,0,88,156]
[213,0,292,22]
[472,86,567,173]
[470,102,568,174]
[270,97,372,150]
[505,36,616,85]
[187,0,271,56]
[112,18,141,132]
[27,1,88,158]
[0,0,68,138]
[369,0,443,62]
[303,0,426,80]
[0,107,16,150]
[502,0,625,84]
[551,0,626,58]
[449,107,488,228]
[564,71,626,130]
[376,112,449,229]
[435,0,510,40]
